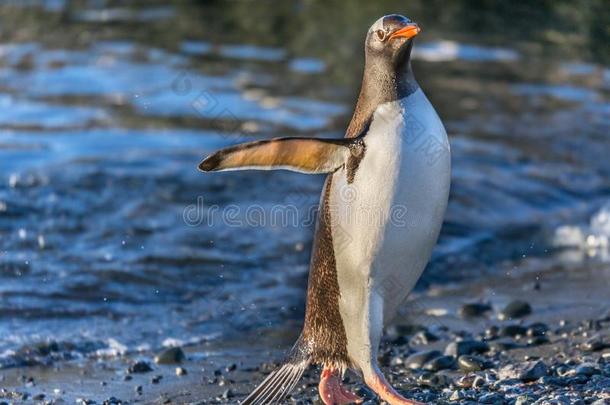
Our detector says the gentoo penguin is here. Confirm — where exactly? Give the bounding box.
[199,14,450,405]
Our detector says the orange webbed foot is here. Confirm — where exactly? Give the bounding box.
[318,367,363,405]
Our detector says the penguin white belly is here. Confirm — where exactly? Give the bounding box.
[330,88,450,371]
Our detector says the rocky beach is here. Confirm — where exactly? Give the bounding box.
[1,259,608,404]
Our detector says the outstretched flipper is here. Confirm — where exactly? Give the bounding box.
[199,137,364,174]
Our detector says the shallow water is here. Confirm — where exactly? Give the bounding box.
[0,1,609,367]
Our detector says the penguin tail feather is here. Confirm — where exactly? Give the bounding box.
[241,340,311,404]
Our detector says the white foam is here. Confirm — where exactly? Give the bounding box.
[552,202,610,261]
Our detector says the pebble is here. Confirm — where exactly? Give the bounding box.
[445,340,489,357]
[459,302,492,318]
[479,392,505,404]
[500,324,527,337]
[404,350,442,369]
[176,367,188,376]
[151,375,162,384]
[417,372,452,388]
[458,355,490,372]
[127,361,153,374]
[489,339,521,351]
[498,360,547,382]
[456,374,476,388]
[222,389,234,399]
[526,322,549,337]
[570,363,600,377]
[423,355,455,371]
[520,360,548,382]
[472,375,486,388]
[485,325,500,339]
[527,335,549,346]
[580,335,608,352]
[499,300,532,320]
[154,347,185,364]
[409,330,439,346]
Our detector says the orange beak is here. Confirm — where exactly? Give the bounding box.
[389,24,421,40]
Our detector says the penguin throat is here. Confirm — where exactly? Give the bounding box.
[346,57,417,138]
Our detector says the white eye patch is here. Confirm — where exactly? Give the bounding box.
[369,16,385,33]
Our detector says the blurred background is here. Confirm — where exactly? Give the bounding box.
[0,0,609,375]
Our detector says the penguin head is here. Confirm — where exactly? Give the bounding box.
[365,14,420,67]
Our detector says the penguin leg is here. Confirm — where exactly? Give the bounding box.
[364,365,424,405]
[351,294,423,405]
[318,366,362,405]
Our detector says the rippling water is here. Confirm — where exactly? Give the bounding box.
[0,0,609,367]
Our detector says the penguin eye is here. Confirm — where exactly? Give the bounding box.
[376,29,386,41]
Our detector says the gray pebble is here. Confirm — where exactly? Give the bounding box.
[423,355,455,371]
[479,392,504,404]
[222,389,234,399]
[458,355,490,372]
[499,300,532,320]
[409,330,439,346]
[445,340,489,357]
[526,322,549,337]
[154,347,185,365]
[520,360,548,382]
[127,361,152,374]
[500,324,527,337]
[459,302,492,318]
[404,350,442,369]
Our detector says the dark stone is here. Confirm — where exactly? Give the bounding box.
[527,335,549,346]
[457,355,491,372]
[409,330,439,346]
[154,347,185,364]
[485,325,500,340]
[222,389,234,399]
[456,374,476,388]
[489,339,522,351]
[520,360,548,382]
[580,336,608,352]
[404,350,442,369]
[423,355,455,371]
[526,322,549,337]
[566,374,590,385]
[479,392,505,404]
[572,364,600,377]
[445,340,489,357]
[128,361,153,374]
[151,375,162,384]
[417,372,452,388]
[459,302,492,318]
[500,324,527,337]
[391,335,409,346]
[499,300,532,320]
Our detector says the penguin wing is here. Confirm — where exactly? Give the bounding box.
[199,137,363,174]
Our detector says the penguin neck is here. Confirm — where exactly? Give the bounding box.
[346,57,418,138]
